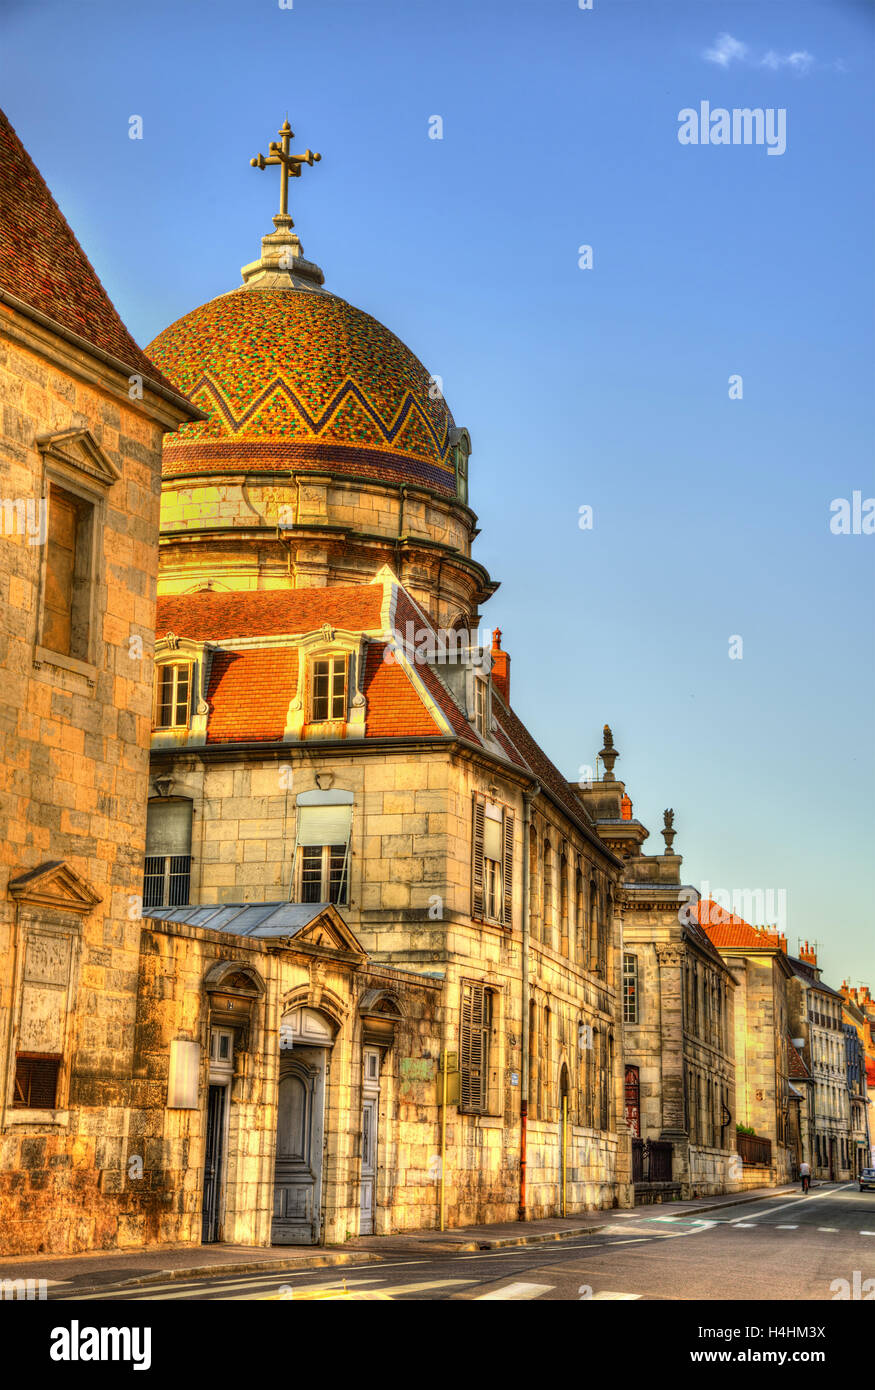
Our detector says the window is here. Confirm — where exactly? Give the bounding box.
[300,844,347,904]
[293,792,353,905]
[460,981,492,1114]
[623,954,639,1023]
[41,484,94,660]
[13,1053,61,1109]
[310,655,347,722]
[559,850,569,954]
[474,676,489,734]
[144,799,193,908]
[155,662,193,729]
[472,795,514,926]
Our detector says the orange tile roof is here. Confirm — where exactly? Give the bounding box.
[206,648,297,743]
[788,1037,810,1079]
[692,900,786,951]
[0,108,179,394]
[362,645,443,738]
[157,585,384,641]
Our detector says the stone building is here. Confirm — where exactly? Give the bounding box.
[691,900,798,1184]
[0,109,198,1253]
[840,987,871,1177]
[128,122,633,1246]
[786,947,852,1182]
[575,731,738,1200]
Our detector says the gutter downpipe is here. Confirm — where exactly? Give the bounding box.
[519,780,540,1221]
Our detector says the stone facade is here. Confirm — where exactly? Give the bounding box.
[787,953,853,1182]
[0,109,197,1254]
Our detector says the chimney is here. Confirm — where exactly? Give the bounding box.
[490,629,510,703]
[620,794,632,821]
[800,941,818,967]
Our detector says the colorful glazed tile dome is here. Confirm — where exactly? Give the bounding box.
[147,265,459,497]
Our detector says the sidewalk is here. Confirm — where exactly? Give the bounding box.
[0,1186,804,1298]
[0,1216,605,1298]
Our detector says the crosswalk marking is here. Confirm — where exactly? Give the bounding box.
[776,1225,798,1229]
[734,1223,757,1228]
[592,1292,642,1300]
[476,1282,554,1300]
[817,1227,838,1233]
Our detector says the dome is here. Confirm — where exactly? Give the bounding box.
[147,283,460,498]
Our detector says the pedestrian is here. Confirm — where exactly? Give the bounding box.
[800,1160,811,1193]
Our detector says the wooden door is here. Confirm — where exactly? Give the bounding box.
[359,1047,381,1234]
[202,1084,227,1243]
[272,1050,324,1244]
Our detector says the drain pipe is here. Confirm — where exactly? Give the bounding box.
[519,780,540,1221]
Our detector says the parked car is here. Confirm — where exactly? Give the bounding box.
[860,1168,875,1192]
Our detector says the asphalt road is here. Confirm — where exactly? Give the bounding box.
[53,1182,874,1302]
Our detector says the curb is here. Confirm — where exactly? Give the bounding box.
[655,1186,798,1218]
[52,1249,385,1299]
[52,1224,607,1298]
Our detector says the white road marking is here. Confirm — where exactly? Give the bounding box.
[592,1291,642,1300]
[476,1281,554,1300]
[727,1183,854,1225]
[861,1231,875,1236]
[817,1227,839,1233]
[776,1225,798,1229]
[734,1223,757,1229]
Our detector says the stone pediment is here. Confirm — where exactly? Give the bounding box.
[8,860,103,914]
[296,907,364,956]
[36,428,121,489]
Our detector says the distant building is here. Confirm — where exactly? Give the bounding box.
[576,732,738,1201]
[691,901,798,1184]
[786,948,852,1182]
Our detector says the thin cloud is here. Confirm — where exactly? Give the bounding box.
[703,33,748,68]
[761,49,814,74]
[703,33,824,76]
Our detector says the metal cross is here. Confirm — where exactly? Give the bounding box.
[250,119,321,222]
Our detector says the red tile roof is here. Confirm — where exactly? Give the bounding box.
[0,108,179,394]
[492,694,593,831]
[157,586,384,641]
[206,648,297,743]
[362,645,443,738]
[692,900,786,951]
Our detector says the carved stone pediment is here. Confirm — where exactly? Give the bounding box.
[8,860,102,915]
[36,428,121,489]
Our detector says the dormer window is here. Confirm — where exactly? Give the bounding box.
[155,662,193,729]
[311,655,348,722]
[474,675,489,735]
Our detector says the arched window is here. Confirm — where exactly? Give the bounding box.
[528,999,538,1120]
[559,847,569,955]
[589,881,599,972]
[529,829,540,941]
[558,1062,570,1118]
[575,866,585,965]
[542,839,554,948]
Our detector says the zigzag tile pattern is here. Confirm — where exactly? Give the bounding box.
[147,286,458,491]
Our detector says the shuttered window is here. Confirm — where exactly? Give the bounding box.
[459,982,491,1114]
[13,1053,61,1109]
[472,795,514,927]
[293,794,353,905]
[144,800,193,908]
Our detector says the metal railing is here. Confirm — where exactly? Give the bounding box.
[632,1138,673,1183]
[737,1132,772,1166]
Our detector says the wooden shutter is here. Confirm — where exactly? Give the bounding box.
[460,982,487,1114]
[501,810,514,927]
[471,796,485,920]
[43,490,78,655]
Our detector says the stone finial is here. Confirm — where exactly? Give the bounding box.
[661,808,676,854]
[599,724,619,780]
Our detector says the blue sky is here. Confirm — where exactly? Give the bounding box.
[3,0,872,986]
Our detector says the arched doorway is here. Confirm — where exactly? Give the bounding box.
[272,1006,336,1244]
